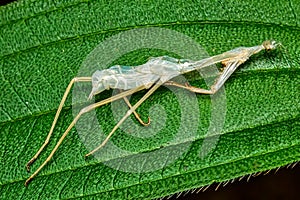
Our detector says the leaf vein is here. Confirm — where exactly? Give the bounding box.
[82,167,93,196]
[111,158,124,190]
[16,118,38,170]
[0,67,33,116]
[287,0,298,26]
[1,20,300,60]
[36,175,50,200]
[0,108,13,121]
[58,170,74,199]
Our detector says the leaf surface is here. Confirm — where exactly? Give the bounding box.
[0,0,299,199]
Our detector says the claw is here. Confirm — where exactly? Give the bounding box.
[26,158,35,172]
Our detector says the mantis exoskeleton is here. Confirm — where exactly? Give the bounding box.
[25,40,278,186]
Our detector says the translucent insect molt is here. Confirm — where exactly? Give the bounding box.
[25,40,279,186]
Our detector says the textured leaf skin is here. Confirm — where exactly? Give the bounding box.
[0,0,299,199]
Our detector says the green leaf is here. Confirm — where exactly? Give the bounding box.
[0,0,299,199]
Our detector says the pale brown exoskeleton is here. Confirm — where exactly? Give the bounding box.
[25,40,279,186]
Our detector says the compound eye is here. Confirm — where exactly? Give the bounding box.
[92,77,98,82]
[271,40,276,46]
[263,40,277,51]
[92,77,100,88]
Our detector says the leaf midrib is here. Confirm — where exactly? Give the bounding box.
[1,20,300,59]
[1,0,300,30]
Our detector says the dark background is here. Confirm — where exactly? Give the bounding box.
[1,0,299,199]
[166,166,300,200]
[0,0,15,6]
